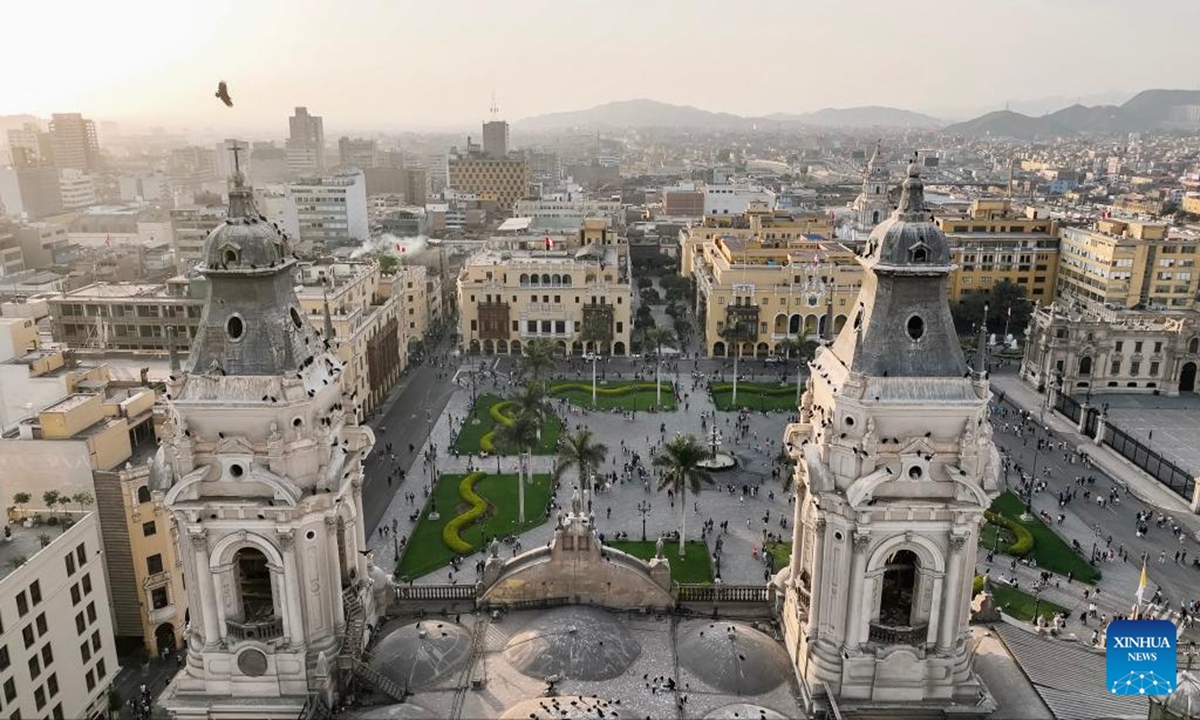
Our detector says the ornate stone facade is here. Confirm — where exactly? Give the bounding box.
[779,162,998,716]
[853,142,892,232]
[156,166,380,719]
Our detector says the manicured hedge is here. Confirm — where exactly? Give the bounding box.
[984,509,1035,557]
[710,382,797,397]
[479,401,516,453]
[548,381,668,397]
[441,472,487,553]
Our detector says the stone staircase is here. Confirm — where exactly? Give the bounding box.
[338,587,366,669]
[353,660,408,703]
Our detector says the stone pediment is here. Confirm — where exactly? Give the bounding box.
[897,436,936,457]
[213,436,256,455]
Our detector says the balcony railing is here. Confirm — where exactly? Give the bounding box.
[226,617,284,642]
[868,622,928,646]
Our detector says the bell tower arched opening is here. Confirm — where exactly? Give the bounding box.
[233,547,274,623]
[878,550,919,626]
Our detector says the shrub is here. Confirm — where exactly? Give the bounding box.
[972,574,985,596]
[984,510,1035,557]
[480,402,516,453]
[549,381,668,397]
[441,472,488,553]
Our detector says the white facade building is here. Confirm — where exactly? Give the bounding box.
[291,171,368,248]
[255,185,301,239]
[511,198,622,231]
[703,184,776,217]
[58,169,97,210]
[0,513,118,720]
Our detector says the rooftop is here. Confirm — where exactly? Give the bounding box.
[59,282,171,299]
[0,522,56,585]
[41,393,94,414]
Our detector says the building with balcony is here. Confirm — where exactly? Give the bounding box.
[170,204,227,269]
[680,204,859,357]
[1056,219,1196,310]
[457,224,632,356]
[0,512,118,720]
[291,170,369,250]
[934,199,1060,302]
[47,279,203,352]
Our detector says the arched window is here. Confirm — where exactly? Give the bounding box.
[878,550,919,627]
[541,273,551,284]
[1078,356,1093,376]
[1190,337,1199,354]
[233,548,274,622]
[136,485,152,504]
[519,273,529,286]
[562,275,572,286]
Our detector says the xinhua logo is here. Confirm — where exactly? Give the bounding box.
[1106,619,1176,695]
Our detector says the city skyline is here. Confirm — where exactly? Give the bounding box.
[3,0,1200,132]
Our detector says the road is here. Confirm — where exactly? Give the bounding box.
[988,368,1199,608]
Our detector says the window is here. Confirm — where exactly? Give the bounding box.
[70,585,81,606]
[40,644,52,667]
[85,669,94,691]
[142,521,157,537]
[1154,342,1162,354]
[3,677,14,703]
[136,485,151,504]
[29,581,40,606]
[0,645,8,671]
[35,613,46,636]
[1135,341,1143,353]
[75,613,85,634]
[1130,361,1141,376]
[16,592,27,617]
[80,641,91,662]
[91,631,100,652]
[34,686,45,710]
[146,555,163,575]
[86,602,96,624]
[96,658,106,680]
[1115,341,1124,352]
[1111,359,1121,375]
[28,653,39,680]
[22,625,34,649]
[82,574,91,596]
[64,554,75,576]
[1150,361,1160,376]
[151,587,169,610]
[76,544,85,567]
[53,704,64,720]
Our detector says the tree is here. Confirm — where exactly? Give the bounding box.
[72,491,95,513]
[653,434,714,557]
[511,382,553,437]
[553,429,609,510]
[376,252,399,275]
[520,338,559,383]
[951,279,1031,339]
[781,337,819,364]
[42,490,60,513]
[12,492,30,511]
[497,413,541,523]
[640,326,675,406]
[719,318,753,406]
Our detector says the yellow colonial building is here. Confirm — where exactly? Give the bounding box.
[457,221,633,356]
[681,206,862,357]
[1057,219,1198,310]
[933,199,1060,302]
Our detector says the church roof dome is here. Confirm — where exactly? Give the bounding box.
[863,162,951,268]
[1158,670,1200,718]
[503,606,640,681]
[201,172,288,272]
[677,621,791,694]
[368,620,472,690]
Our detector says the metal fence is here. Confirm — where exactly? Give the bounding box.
[1055,392,1082,424]
[1103,424,1196,500]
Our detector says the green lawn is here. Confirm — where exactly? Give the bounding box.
[989,491,1101,584]
[764,541,793,572]
[396,472,553,580]
[549,380,677,411]
[978,522,1016,553]
[452,394,563,455]
[710,381,798,412]
[606,540,714,584]
[974,574,1068,622]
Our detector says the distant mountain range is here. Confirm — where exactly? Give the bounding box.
[514,99,941,131]
[942,89,1200,138]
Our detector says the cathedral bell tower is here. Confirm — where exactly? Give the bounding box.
[154,157,379,719]
[854,141,891,231]
[778,161,998,717]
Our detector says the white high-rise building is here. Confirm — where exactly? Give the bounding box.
[58,168,96,210]
[703,184,776,216]
[156,167,383,719]
[779,163,997,717]
[291,170,368,248]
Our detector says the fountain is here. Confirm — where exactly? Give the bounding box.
[698,422,737,471]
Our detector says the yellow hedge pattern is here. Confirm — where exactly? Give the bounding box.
[984,510,1035,557]
[442,471,488,553]
[479,401,516,454]
[548,381,665,397]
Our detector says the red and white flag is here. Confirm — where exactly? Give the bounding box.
[545,237,554,250]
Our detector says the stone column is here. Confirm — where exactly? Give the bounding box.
[268,561,288,642]
[938,533,968,652]
[843,530,871,649]
[805,518,827,638]
[1094,412,1107,445]
[1076,404,1089,434]
[279,530,305,647]
[325,516,346,629]
[351,478,369,581]
[191,532,221,649]
[788,484,808,582]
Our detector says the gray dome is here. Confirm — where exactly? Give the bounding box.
[704,703,789,720]
[677,621,791,695]
[340,703,438,720]
[367,621,472,691]
[503,607,640,681]
[201,179,289,272]
[863,163,950,268]
[1157,670,1200,718]
[499,696,621,720]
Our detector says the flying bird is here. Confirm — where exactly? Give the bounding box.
[215,81,233,107]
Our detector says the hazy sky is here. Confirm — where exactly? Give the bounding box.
[4,0,1199,133]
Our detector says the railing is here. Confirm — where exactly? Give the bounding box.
[868,622,928,646]
[1104,423,1196,500]
[393,584,477,602]
[225,617,284,642]
[677,584,769,603]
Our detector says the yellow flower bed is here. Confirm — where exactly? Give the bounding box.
[442,471,488,553]
[548,381,663,397]
[480,401,516,453]
[983,509,1035,556]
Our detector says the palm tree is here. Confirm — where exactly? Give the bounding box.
[553,428,609,511]
[654,434,714,557]
[497,413,541,523]
[781,336,821,403]
[520,338,559,383]
[719,320,751,406]
[640,326,675,407]
[511,382,553,430]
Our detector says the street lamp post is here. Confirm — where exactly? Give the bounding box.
[1023,424,1048,520]
[637,500,653,542]
[1032,586,1043,623]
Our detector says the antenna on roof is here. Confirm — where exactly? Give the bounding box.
[490,92,499,120]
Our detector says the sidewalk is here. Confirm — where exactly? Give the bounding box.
[990,375,1197,527]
